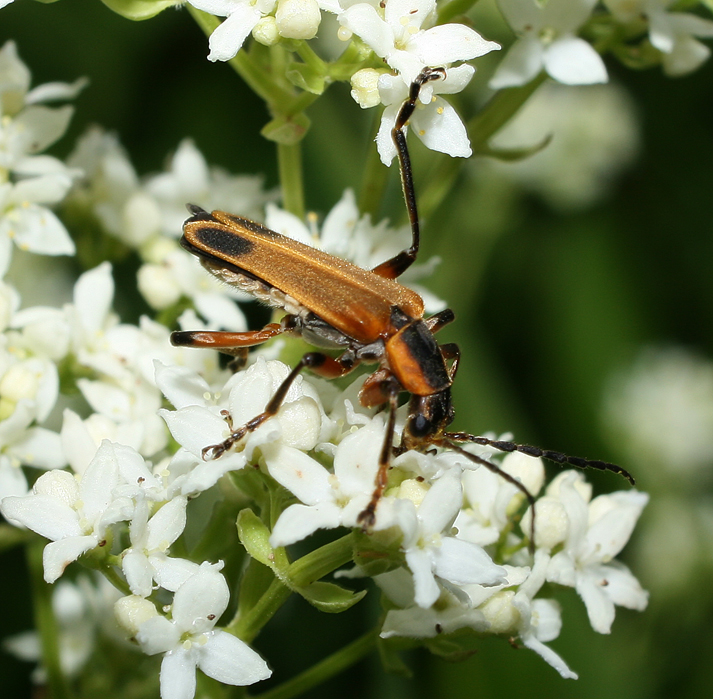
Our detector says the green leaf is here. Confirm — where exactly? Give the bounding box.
[100,0,181,21]
[296,581,366,613]
[261,112,311,145]
[286,64,326,95]
[236,508,275,568]
[476,134,553,162]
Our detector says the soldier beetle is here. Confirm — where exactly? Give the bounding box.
[171,68,634,537]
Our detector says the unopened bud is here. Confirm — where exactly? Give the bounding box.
[253,16,280,47]
[276,0,321,40]
[350,69,381,109]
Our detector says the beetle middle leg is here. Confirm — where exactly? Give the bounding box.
[202,351,358,460]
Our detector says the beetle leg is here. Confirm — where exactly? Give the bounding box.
[357,383,401,531]
[202,352,357,460]
[439,343,460,381]
[171,322,285,356]
[445,433,636,486]
[424,308,455,334]
[371,67,446,281]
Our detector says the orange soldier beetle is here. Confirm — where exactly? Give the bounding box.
[171,68,634,536]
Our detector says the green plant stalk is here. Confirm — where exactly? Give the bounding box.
[230,533,355,642]
[358,109,389,218]
[250,628,378,699]
[27,540,75,699]
[187,6,293,107]
[278,142,305,219]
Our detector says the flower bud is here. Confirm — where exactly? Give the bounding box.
[114,595,158,637]
[350,69,381,109]
[253,16,280,47]
[521,496,568,549]
[276,0,321,40]
[137,263,181,310]
[480,590,519,634]
[0,362,40,403]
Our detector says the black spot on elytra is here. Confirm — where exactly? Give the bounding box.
[194,227,254,257]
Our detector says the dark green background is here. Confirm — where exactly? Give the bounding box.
[2,1,712,698]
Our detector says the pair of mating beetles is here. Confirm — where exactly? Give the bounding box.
[171,68,634,537]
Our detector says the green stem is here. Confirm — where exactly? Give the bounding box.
[187,6,292,107]
[288,533,355,587]
[418,73,547,220]
[231,577,292,644]
[278,142,305,219]
[358,110,389,218]
[249,629,378,699]
[296,42,327,75]
[27,540,75,699]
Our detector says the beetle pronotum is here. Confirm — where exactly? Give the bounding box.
[171,67,634,539]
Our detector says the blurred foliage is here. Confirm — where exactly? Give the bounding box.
[2,0,713,698]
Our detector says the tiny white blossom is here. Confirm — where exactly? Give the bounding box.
[543,471,649,634]
[0,441,137,582]
[604,0,713,76]
[135,563,271,699]
[375,66,474,165]
[340,0,499,85]
[490,0,607,89]
[186,0,279,61]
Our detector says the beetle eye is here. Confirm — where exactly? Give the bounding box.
[409,413,432,437]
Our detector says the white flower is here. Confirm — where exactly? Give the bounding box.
[397,469,506,608]
[604,0,713,76]
[135,563,271,699]
[375,66,474,165]
[490,0,607,88]
[122,496,198,597]
[340,0,500,85]
[186,0,279,62]
[544,471,649,634]
[0,441,137,582]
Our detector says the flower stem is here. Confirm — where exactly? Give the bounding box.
[27,540,75,699]
[187,6,293,107]
[232,577,292,644]
[437,0,481,25]
[249,628,378,699]
[278,142,305,219]
[288,532,355,587]
[358,110,388,218]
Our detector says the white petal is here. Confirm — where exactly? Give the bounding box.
[154,361,211,410]
[489,35,544,89]
[543,36,608,85]
[146,497,188,550]
[172,564,229,632]
[410,24,500,65]
[73,262,114,336]
[341,4,394,58]
[521,633,578,680]
[576,567,617,634]
[269,501,343,547]
[137,615,181,654]
[264,203,313,244]
[6,205,75,256]
[593,562,648,611]
[0,493,81,540]
[151,555,200,592]
[432,537,506,587]
[375,104,400,166]
[406,549,439,608]
[25,77,89,104]
[78,440,121,523]
[418,471,462,535]
[333,418,385,495]
[411,98,471,158]
[497,0,542,32]
[123,551,154,597]
[541,0,597,34]
[160,405,231,457]
[60,409,99,476]
[207,6,263,62]
[160,648,197,699]
[7,427,65,469]
[263,444,333,505]
[197,630,271,685]
[663,36,711,77]
[43,536,96,582]
[193,292,247,332]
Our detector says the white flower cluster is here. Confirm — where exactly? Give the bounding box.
[0,36,650,699]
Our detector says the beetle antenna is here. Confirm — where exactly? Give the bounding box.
[444,439,536,553]
[446,433,636,486]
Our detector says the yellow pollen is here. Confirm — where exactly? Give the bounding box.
[418,129,426,136]
[437,107,444,115]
